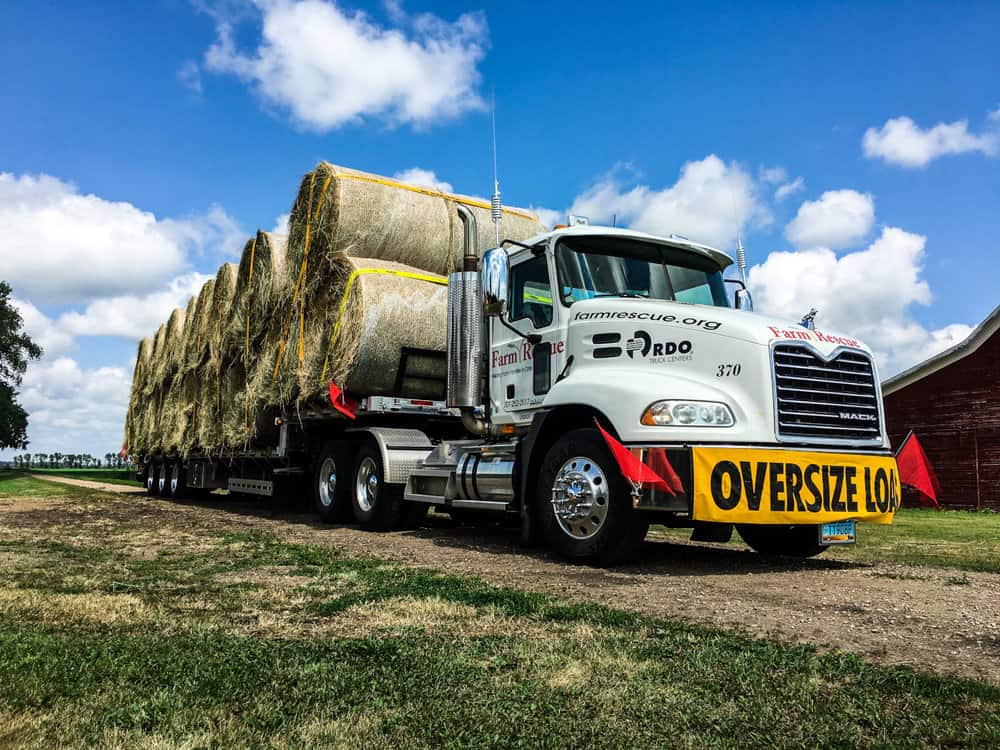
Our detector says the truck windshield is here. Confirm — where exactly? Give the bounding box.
[555,236,730,307]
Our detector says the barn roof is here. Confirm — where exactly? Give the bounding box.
[883,303,1000,396]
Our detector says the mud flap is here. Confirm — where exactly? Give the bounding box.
[690,522,733,544]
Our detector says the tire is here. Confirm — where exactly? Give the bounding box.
[144,462,159,496]
[167,461,187,500]
[737,524,829,558]
[350,441,403,530]
[313,441,352,524]
[157,461,169,497]
[535,428,649,565]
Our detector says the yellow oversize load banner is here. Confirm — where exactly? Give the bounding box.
[692,447,901,525]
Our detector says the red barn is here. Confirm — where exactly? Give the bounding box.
[882,305,1000,509]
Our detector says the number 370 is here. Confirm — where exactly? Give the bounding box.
[716,363,741,377]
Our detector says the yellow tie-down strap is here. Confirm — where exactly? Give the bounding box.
[319,268,448,384]
[691,446,901,525]
[334,170,540,222]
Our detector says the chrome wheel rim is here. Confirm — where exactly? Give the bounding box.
[146,468,155,492]
[551,456,610,540]
[158,465,167,494]
[170,464,180,495]
[318,457,337,508]
[355,457,379,513]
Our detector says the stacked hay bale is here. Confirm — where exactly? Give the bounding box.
[197,262,239,452]
[125,337,154,455]
[125,162,546,459]
[177,278,216,456]
[221,232,289,448]
[267,162,544,409]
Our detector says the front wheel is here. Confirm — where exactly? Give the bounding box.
[737,524,828,558]
[536,428,648,565]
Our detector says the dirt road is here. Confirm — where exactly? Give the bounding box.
[19,474,1000,684]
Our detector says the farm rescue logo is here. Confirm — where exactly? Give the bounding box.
[691,447,901,525]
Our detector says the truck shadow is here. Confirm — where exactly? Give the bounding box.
[174,493,863,578]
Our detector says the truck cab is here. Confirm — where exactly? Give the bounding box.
[405,224,901,563]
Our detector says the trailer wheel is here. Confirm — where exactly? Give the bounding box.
[313,441,351,524]
[350,442,403,531]
[737,524,828,558]
[145,462,159,496]
[157,462,170,497]
[536,428,648,565]
[167,461,187,500]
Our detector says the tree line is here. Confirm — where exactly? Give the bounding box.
[11,453,131,470]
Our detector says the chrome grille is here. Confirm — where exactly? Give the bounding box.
[772,344,882,443]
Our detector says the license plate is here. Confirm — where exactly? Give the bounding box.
[820,520,856,545]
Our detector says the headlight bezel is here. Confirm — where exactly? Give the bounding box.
[640,399,736,427]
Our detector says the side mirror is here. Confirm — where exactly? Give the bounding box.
[735,288,753,312]
[481,247,509,317]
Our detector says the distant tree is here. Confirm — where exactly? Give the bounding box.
[0,281,42,451]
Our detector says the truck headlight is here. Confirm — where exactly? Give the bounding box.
[641,400,735,427]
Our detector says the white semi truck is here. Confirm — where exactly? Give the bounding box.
[141,217,901,564]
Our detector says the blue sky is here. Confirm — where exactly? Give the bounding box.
[1,0,997,456]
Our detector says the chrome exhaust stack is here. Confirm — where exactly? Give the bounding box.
[448,206,488,435]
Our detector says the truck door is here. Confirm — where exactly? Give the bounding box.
[489,252,566,424]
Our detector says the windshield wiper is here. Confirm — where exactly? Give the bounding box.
[594,291,647,299]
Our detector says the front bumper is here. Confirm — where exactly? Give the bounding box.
[632,444,900,526]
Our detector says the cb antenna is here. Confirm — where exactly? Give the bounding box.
[490,91,502,246]
[736,232,748,285]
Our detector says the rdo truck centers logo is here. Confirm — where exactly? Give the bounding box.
[625,330,693,363]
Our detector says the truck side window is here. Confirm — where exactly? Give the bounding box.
[509,255,554,328]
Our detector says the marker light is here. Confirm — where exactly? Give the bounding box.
[641,400,735,427]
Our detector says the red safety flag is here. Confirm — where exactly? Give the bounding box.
[594,419,674,495]
[895,431,940,509]
[328,381,359,420]
[647,447,685,495]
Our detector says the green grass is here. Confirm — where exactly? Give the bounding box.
[0,497,999,749]
[0,472,95,499]
[655,507,1000,573]
[29,468,141,487]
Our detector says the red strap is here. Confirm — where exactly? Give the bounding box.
[328,381,359,420]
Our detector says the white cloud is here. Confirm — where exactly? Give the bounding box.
[272,212,290,235]
[774,177,805,201]
[0,172,242,304]
[203,0,488,131]
[990,106,1000,123]
[14,356,132,456]
[565,156,770,249]
[531,206,563,229]
[392,167,454,193]
[784,189,874,250]
[749,226,969,376]
[759,166,787,184]
[862,115,999,168]
[178,59,203,94]
[12,298,75,356]
[57,272,212,340]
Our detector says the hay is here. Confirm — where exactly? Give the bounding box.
[143,324,169,397]
[262,257,449,407]
[285,162,544,288]
[125,338,154,454]
[226,232,289,353]
[183,278,216,374]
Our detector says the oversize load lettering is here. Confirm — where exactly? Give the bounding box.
[691,448,900,525]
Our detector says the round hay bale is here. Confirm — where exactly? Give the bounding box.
[143,323,169,398]
[283,257,449,404]
[209,262,239,363]
[227,232,289,353]
[125,337,154,455]
[151,307,187,390]
[183,278,216,374]
[285,162,545,288]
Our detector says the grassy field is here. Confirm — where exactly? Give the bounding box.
[654,507,1000,573]
[28,467,141,487]
[0,474,999,748]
